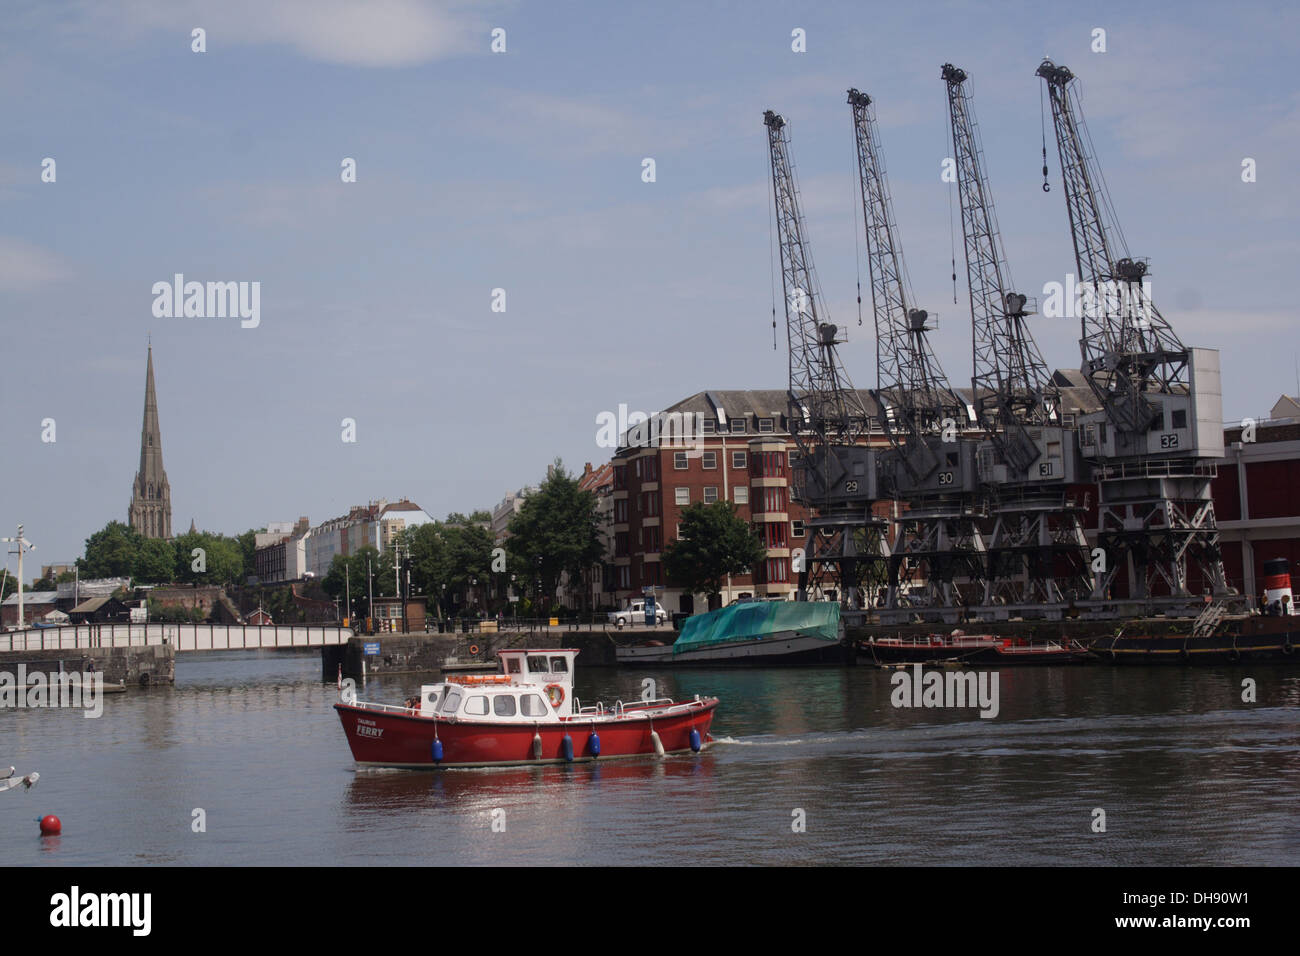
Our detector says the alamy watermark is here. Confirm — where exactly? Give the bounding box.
[890,663,999,719]
[1040,273,1154,323]
[595,404,708,452]
[0,666,104,718]
[151,274,260,328]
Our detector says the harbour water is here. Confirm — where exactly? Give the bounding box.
[4,651,1298,866]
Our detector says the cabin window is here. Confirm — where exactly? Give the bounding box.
[493,695,517,717]
[549,656,569,672]
[506,657,521,673]
[439,688,463,714]
[464,695,489,716]
[425,691,440,708]
[526,655,550,672]
[1172,409,1187,429]
[521,694,549,717]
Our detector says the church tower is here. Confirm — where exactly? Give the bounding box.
[128,345,172,539]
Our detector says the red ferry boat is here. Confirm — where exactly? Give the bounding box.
[335,649,719,769]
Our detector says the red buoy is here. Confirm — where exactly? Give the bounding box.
[39,814,61,835]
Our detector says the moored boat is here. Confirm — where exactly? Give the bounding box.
[335,648,718,769]
[616,601,852,666]
[1092,614,1300,664]
[860,631,1091,665]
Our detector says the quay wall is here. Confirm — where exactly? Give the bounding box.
[0,645,175,686]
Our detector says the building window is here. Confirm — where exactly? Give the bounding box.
[702,451,717,469]
[758,418,774,433]
[1172,409,1188,429]
[732,450,747,469]
[614,499,628,523]
[675,487,690,506]
[701,418,716,435]
[731,419,746,434]
[791,520,805,537]
[734,486,749,504]
[634,458,642,478]
[704,486,719,504]
[644,456,659,481]
[674,451,688,470]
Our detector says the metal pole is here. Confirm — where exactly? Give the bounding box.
[367,558,374,630]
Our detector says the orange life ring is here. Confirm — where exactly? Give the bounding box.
[469,644,480,655]
[545,684,564,708]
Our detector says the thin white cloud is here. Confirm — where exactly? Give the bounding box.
[0,237,68,289]
[76,0,488,68]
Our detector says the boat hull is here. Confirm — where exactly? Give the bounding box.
[1092,624,1300,664]
[335,698,718,769]
[617,632,853,667]
[860,638,1091,666]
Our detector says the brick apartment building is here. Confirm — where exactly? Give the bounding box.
[610,389,894,613]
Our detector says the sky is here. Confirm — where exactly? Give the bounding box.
[1,0,1296,572]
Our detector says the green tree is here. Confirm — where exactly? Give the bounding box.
[134,537,176,584]
[171,531,244,586]
[662,502,766,608]
[506,459,602,610]
[236,529,260,582]
[78,521,140,579]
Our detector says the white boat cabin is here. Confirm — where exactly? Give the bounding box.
[416,649,578,721]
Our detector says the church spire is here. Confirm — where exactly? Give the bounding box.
[129,344,172,539]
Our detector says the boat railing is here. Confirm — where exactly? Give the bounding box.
[573,699,606,717]
[350,699,423,716]
[621,697,677,712]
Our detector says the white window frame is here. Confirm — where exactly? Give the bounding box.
[702,451,717,470]
[732,450,747,469]
[675,487,690,506]
[703,486,719,504]
[791,520,805,538]
[673,451,688,470]
[734,486,749,504]
[758,418,774,433]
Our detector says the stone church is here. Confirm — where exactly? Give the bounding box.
[128,345,172,539]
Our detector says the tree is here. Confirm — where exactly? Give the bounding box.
[79,521,140,579]
[172,531,244,586]
[134,537,176,584]
[662,502,766,608]
[236,529,260,582]
[506,459,602,610]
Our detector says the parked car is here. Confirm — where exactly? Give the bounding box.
[608,600,667,627]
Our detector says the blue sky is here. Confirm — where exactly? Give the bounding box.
[2,0,1296,569]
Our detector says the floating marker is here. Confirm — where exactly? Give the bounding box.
[561,734,574,762]
[431,739,444,763]
[588,731,601,757]
[39,814,61,836]
[532,732,543,760]
[689,728,702,753]
[650,729,665,757]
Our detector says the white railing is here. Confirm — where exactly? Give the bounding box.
[0,623,354,653]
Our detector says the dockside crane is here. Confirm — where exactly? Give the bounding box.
[764,109,887,608]
[1037,60,1231,607]
[848,89,986,621]
[942,64,1092,612]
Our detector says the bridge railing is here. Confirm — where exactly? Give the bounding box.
[0,623,354,653]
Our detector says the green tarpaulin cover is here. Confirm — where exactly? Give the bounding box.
[673,601,841,655]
